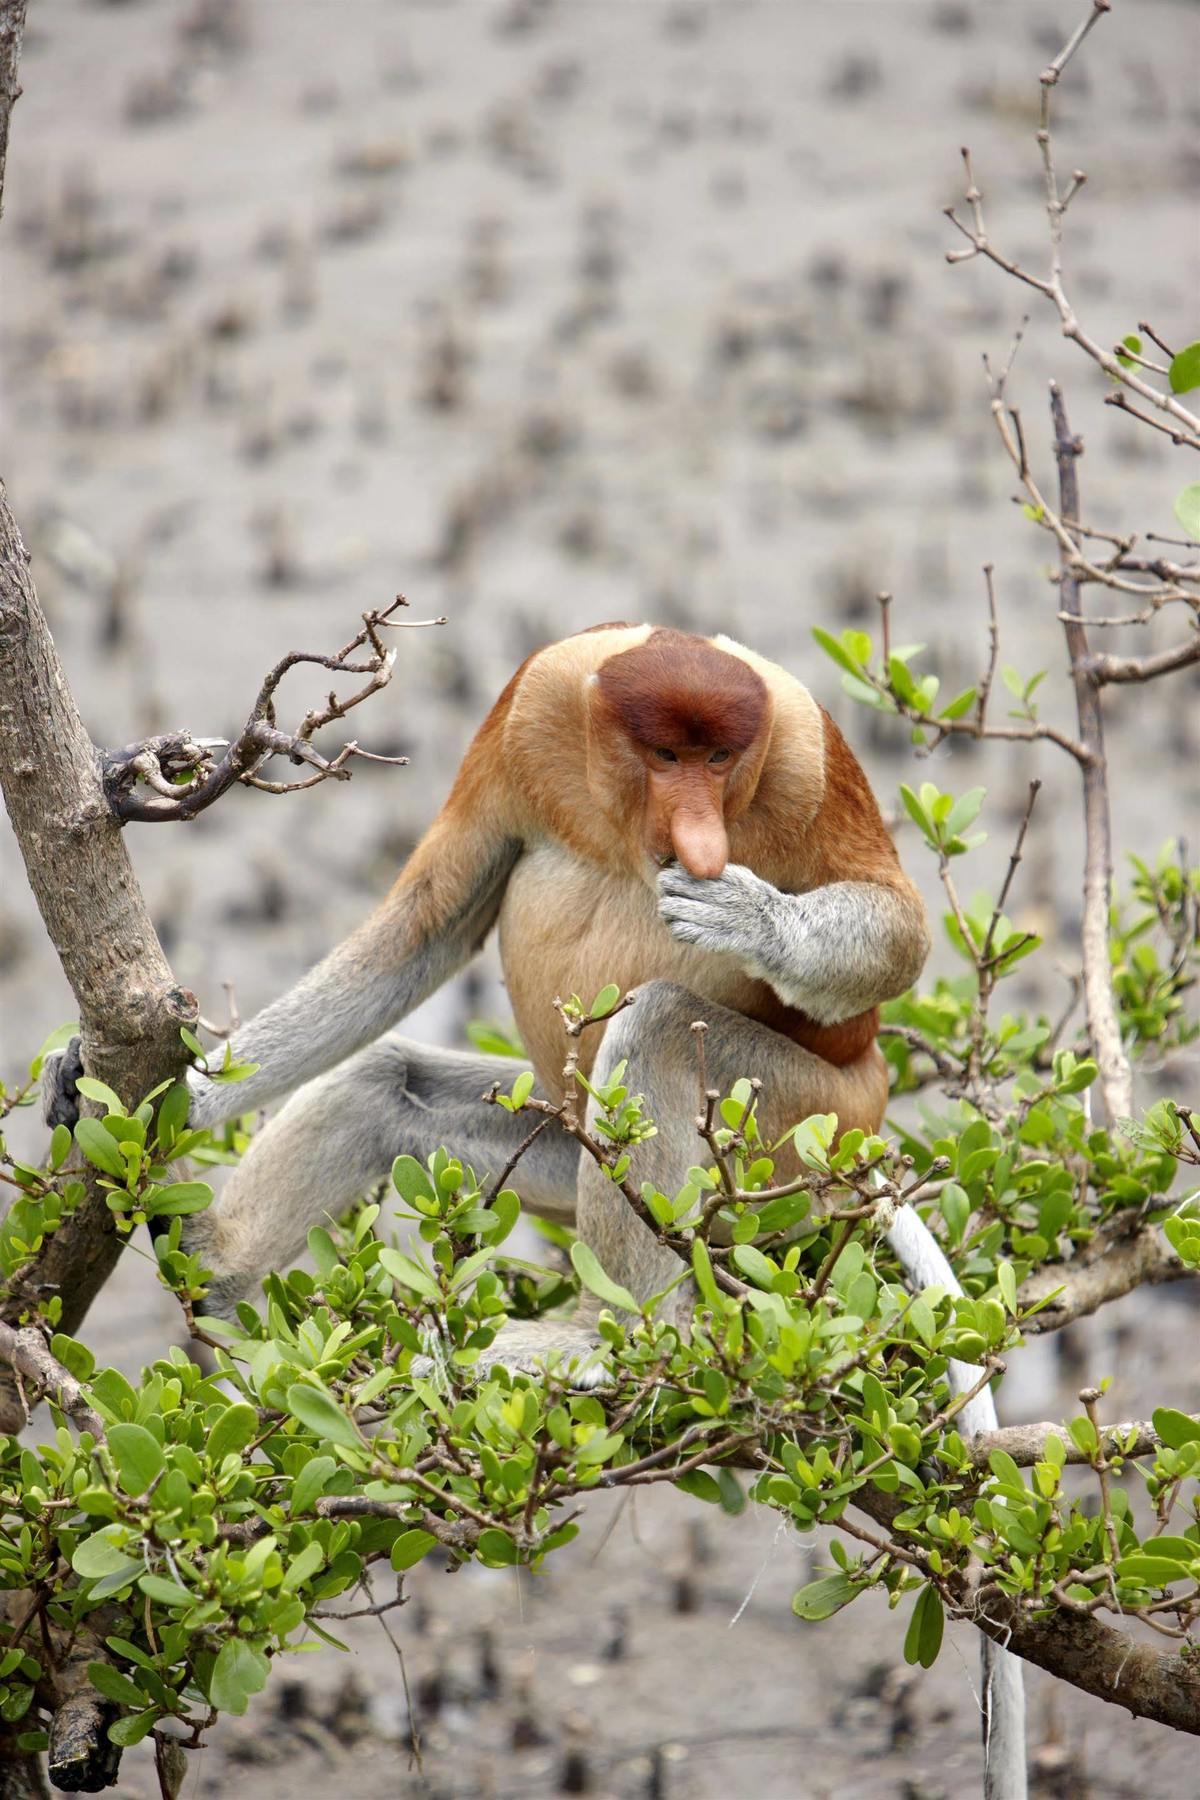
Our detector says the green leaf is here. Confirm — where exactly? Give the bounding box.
[476,1529,518,1566]
[905,1296,935,1349]
[280,1542,325,1593]
[903,1584,945,1668]
[49,1123,72,1170]
[944,786,985,836]
[511,1070,535,1109]
[291,1455,337,1516]
[87,1663,147,1709]
[155,1082,191,1147]
[691,1240,721,1309]
[377,1246,442,1302]
[285,1385,362,1451]
[137,1574,194,1608]
[391,1155,437,1207]
[106,1424,164,1497]
[207,1403,260,1464]
[1174,483,1200,543]
[570,1241,638,1314]
[209,1639,270,1715]
[1115,333,1142,370]
[812,625,868,677]
[146,1181,212,1217]
[1152,1408,1200,1450]
[939,686,977,721]
[1168,341,1200,395]
[108,1709,157,1747]
[74,1077,125,1114]
[71,1530,139,1580]
[391,1529,440,1572]
[674,1468,723,1505]
[465,1020,526,1058]
[74,1118,126,1179]
[792,1572,858,1620]
[730,1244,779,1290]
[590,984,621,1019]
[898,784,931,838]
[996,1261,1017,1315]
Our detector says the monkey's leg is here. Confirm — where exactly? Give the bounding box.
[577,980,888,1320]
[485,979,887,1380]
[188,1036,581,1318]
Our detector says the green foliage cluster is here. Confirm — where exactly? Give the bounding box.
[0,775,1198,1768]
[1,614,1198,1766]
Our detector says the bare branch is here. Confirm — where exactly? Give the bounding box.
[0,486,199,1389]
[0,1321,105,1440]
[101,595,437,823]
[1019,1225,1187,1333]
[945,1,1200,441]
[1049,382,1133,1122]
[1104,389,1200,453]
[1084,634,1200,686]
[969,1415,1165,1468]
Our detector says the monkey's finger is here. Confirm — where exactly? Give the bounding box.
[657,896,731,932]
[657,867,731,901]
[660,914,730,951]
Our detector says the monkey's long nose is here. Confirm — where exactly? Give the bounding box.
[669,808,728,880]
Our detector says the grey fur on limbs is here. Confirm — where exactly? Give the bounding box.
[487,977,883,1374]
[187,840,521,1131]
[187,1038,581,1320]
[656,865,928,1023]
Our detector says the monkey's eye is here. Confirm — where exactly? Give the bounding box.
[654,748,678,763]
[709,749,731,764]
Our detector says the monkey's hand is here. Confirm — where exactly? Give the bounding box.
[658,862,790,973]
[41,1037,84,1131]
[659,863,927,1023]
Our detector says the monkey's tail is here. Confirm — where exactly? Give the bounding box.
[886,1202,1028,1800]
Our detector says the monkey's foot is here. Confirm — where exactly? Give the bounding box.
[414,1322,612,1390]
[41,1037,83,1130]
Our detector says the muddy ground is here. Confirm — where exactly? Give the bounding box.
[2,1,1199,1794]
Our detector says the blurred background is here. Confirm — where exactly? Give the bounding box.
[1,1,1198,1794]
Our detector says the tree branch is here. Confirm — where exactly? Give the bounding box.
[0,0,23,229]
[100,595,436,822]
[0,485,199,1385]
[980,1603,1200,1736]
[969,1415,1166,1468]
[0,1322,105,1440]
[1084,634,1200,687]
[1019,1224,1187,1332]
[1049,383,1133,1123]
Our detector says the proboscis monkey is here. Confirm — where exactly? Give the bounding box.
[148,622,993,1385]
[155,626,912,1325]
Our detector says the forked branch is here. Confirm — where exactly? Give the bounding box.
[102,596,445,822]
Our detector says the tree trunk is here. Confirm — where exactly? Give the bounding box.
[0,488,197,1411]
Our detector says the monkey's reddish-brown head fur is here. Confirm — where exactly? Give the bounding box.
[593,630,768,752]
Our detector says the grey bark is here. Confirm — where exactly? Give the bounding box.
[0,488,197,1388]
[1050,384,1134,1123]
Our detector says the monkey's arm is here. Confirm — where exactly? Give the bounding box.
[187,831,519,1129]
[186,691,526,1131]
[657,706,928,1024]
[657,863,926,1023]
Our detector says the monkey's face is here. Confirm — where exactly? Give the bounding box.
[586,630,772,880]
[640,742,737,880]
